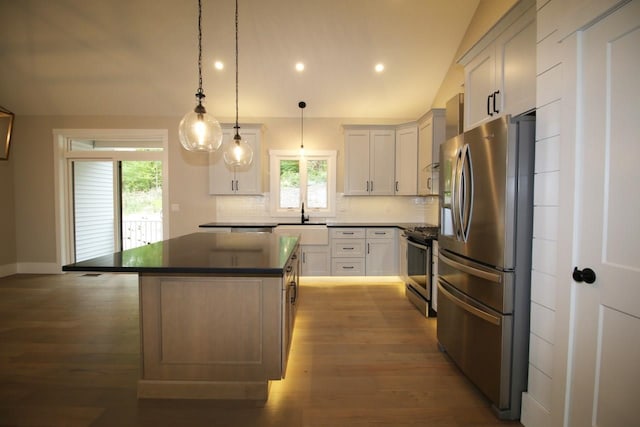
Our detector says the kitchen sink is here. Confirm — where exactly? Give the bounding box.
[274,224,329,245]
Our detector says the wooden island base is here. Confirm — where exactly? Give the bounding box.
[137,272,295,401]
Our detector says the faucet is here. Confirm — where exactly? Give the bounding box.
[301,202,310,224]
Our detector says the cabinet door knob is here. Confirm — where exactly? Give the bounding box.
[572,266,596,284]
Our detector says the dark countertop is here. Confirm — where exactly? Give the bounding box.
[200,222,279,228]
[62,232,300,276]
[199,222,436,230]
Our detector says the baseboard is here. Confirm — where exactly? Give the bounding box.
[0,263,18,278]
[137,379,270,400]
[16,262,63,275]
[521,392,551,427]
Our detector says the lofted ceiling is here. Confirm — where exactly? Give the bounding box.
[0,0,479,120]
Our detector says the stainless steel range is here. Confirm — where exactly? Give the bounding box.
[402,225,438,317]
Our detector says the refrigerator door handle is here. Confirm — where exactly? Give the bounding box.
[460,144,474,242]
[453,148,464,240]
[438,280,501,326]
[439,251,502,283]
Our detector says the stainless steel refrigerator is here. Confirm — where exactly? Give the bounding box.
[437,115,535,420]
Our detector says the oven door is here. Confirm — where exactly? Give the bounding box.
[406,238,431,300]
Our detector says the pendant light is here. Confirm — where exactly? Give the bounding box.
[223,0,253,167]
[298,101,306,157]
[178,0,223,152]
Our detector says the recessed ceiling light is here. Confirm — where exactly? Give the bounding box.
[214,61,224,70]
[295,62,305,72]
[375,63,385,73]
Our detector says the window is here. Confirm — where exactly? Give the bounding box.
[270,150,336,217]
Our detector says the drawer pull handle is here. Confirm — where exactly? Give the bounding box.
[343,266,355,269]
[343,247,354,250]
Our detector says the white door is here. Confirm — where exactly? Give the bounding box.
[569,2,640,426]
[233,130,260,194]
[209,130,238,194]
[344,129,371,195]
[418,119,433,195]
[369,129,395,195]
[464,46,495,131]
[301,245,330,276]
[395,126,418,195]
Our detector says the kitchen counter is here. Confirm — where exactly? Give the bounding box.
[63,232,301,401]
[63,232,299,276]
[199,222,436,230]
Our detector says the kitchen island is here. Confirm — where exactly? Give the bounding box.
[63,232,300,401]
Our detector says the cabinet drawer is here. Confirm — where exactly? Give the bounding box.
[330,228,365,239]
[331,239,365,257]
[366,228,395,239]
[332,258,365,276]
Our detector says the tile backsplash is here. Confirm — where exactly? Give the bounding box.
[214,193,439,225]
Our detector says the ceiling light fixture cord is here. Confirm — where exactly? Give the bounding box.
[178,0,223,152]
[197,0,204,105]
[299,101,306,149]
[234,0,240,138]
[222,0,252,166]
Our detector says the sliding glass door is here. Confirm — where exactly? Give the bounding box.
[71,159,163,262]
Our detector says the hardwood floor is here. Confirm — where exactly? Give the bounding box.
[0,273,522,427]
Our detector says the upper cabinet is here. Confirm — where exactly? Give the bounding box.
[394,124,418,195]
[418,109,445,196]
[344,127,395,196]
[209,125,262,195]
[459,0,536,131]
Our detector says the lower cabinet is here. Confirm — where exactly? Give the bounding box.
[365,228,398,275]
[330,228,366,276]
[300,245,330,276]
[330,227,398,276]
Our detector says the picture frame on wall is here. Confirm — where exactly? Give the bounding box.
[0,107,15,160]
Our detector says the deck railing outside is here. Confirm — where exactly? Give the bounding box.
[122,218,162,250]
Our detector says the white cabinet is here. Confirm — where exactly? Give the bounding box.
[417,109,445,196]
[459,0,536,131]
[344,128,395,196]
[365,228,398,275]
[399,232,408,282]
[300,245,330,276]
[330,227,398,276]
[330,228,366,276]
[209,126,262,195]
[273,225,330,277]
[394,124,418,195]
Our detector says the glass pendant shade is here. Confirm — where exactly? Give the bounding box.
[178,105,223,152]
[223,134,253,167]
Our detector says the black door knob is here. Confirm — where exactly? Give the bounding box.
[573,267,597,284]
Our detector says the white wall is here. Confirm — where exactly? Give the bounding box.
[8,115,436,271]
[215,193,438,225]
[520,1,561,424]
